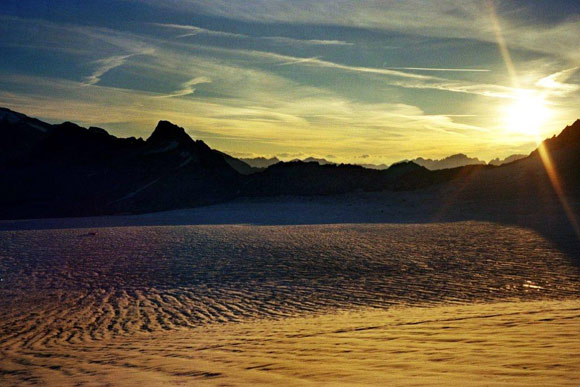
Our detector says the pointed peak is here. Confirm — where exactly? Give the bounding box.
[541,118,580,150]
[153,120,186,136]
[147,120,194,145]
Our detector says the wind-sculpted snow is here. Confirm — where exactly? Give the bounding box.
[1,222,579,346]
[1,222,580,384]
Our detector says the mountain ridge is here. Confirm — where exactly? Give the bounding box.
[242,153,528,171]
[1,107,578,219]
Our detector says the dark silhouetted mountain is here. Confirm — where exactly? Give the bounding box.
[488,154,527,166]
[241,157,280,168]
[357,163,389,170]
[147,120,195,146]
[530,119,580,195]
[241,156,335,168]
[537,119,580,152]
[0,107,54,165]
[412,153,486,170]
[1,107,579,219]
[291,157,335,165]
[216,151,262,175]
[239,160,486,197]
[441,119,580,204]
[0,113,241,218]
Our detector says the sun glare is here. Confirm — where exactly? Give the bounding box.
[504,90,551,137]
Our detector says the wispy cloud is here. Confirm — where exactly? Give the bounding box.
[155,76,212,98]
[1,9,578,164]
[260,36,353,46]
[141,0,580,61]
[536,67,580,96]
[153,23,353,46]
[277,56,322,66]
[0,15,512,100]
[83,48,154,86]
[0,73,492,163]
[152,23,247,39]
[196,46,516,98]
[231,49,436,80]
[384,67,490,72]
[83,54,134,86]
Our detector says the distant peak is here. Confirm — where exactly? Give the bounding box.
[447,153,468,158]
[147,120,194,145]
[88,126,110,136]
[389,160,424,170]
[55,121,84,132]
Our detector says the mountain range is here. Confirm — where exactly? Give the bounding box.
[1,107,579,219]
[241,152,526,171]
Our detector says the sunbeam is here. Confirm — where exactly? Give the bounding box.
[487,0,580,240]
[537,142,580,239]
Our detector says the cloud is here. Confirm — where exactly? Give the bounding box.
[536,67,580,96]
[260,36,353,46]
[152,23,248,39]
[276,56,323,66]
[1,11,577,164]
[139,0,580,61]
[207,47,516,98]
[0,71,564,164]
[83,54,134,85]
[388,79,514,99]
[0,16,157,87]
[83,48,154,86]
[0,14,515,100]
[155,76,212,98]
[384,67,490,72]
[153,23,353,46]
[217,48,435,80]
[167,43,521,100]
[278,152,304,158]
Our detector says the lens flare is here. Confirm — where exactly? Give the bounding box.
[537,142,580,239]
[487,0,579,241]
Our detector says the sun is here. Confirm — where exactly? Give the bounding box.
[503,90,551,137]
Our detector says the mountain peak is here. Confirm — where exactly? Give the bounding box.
[147,120,194,146]
[540,118,580,152]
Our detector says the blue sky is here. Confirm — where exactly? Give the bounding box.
[1,0,579,163]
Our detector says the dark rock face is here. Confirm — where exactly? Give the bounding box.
[0,107,578,219]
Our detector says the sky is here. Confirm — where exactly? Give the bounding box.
[1,0,579,164]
